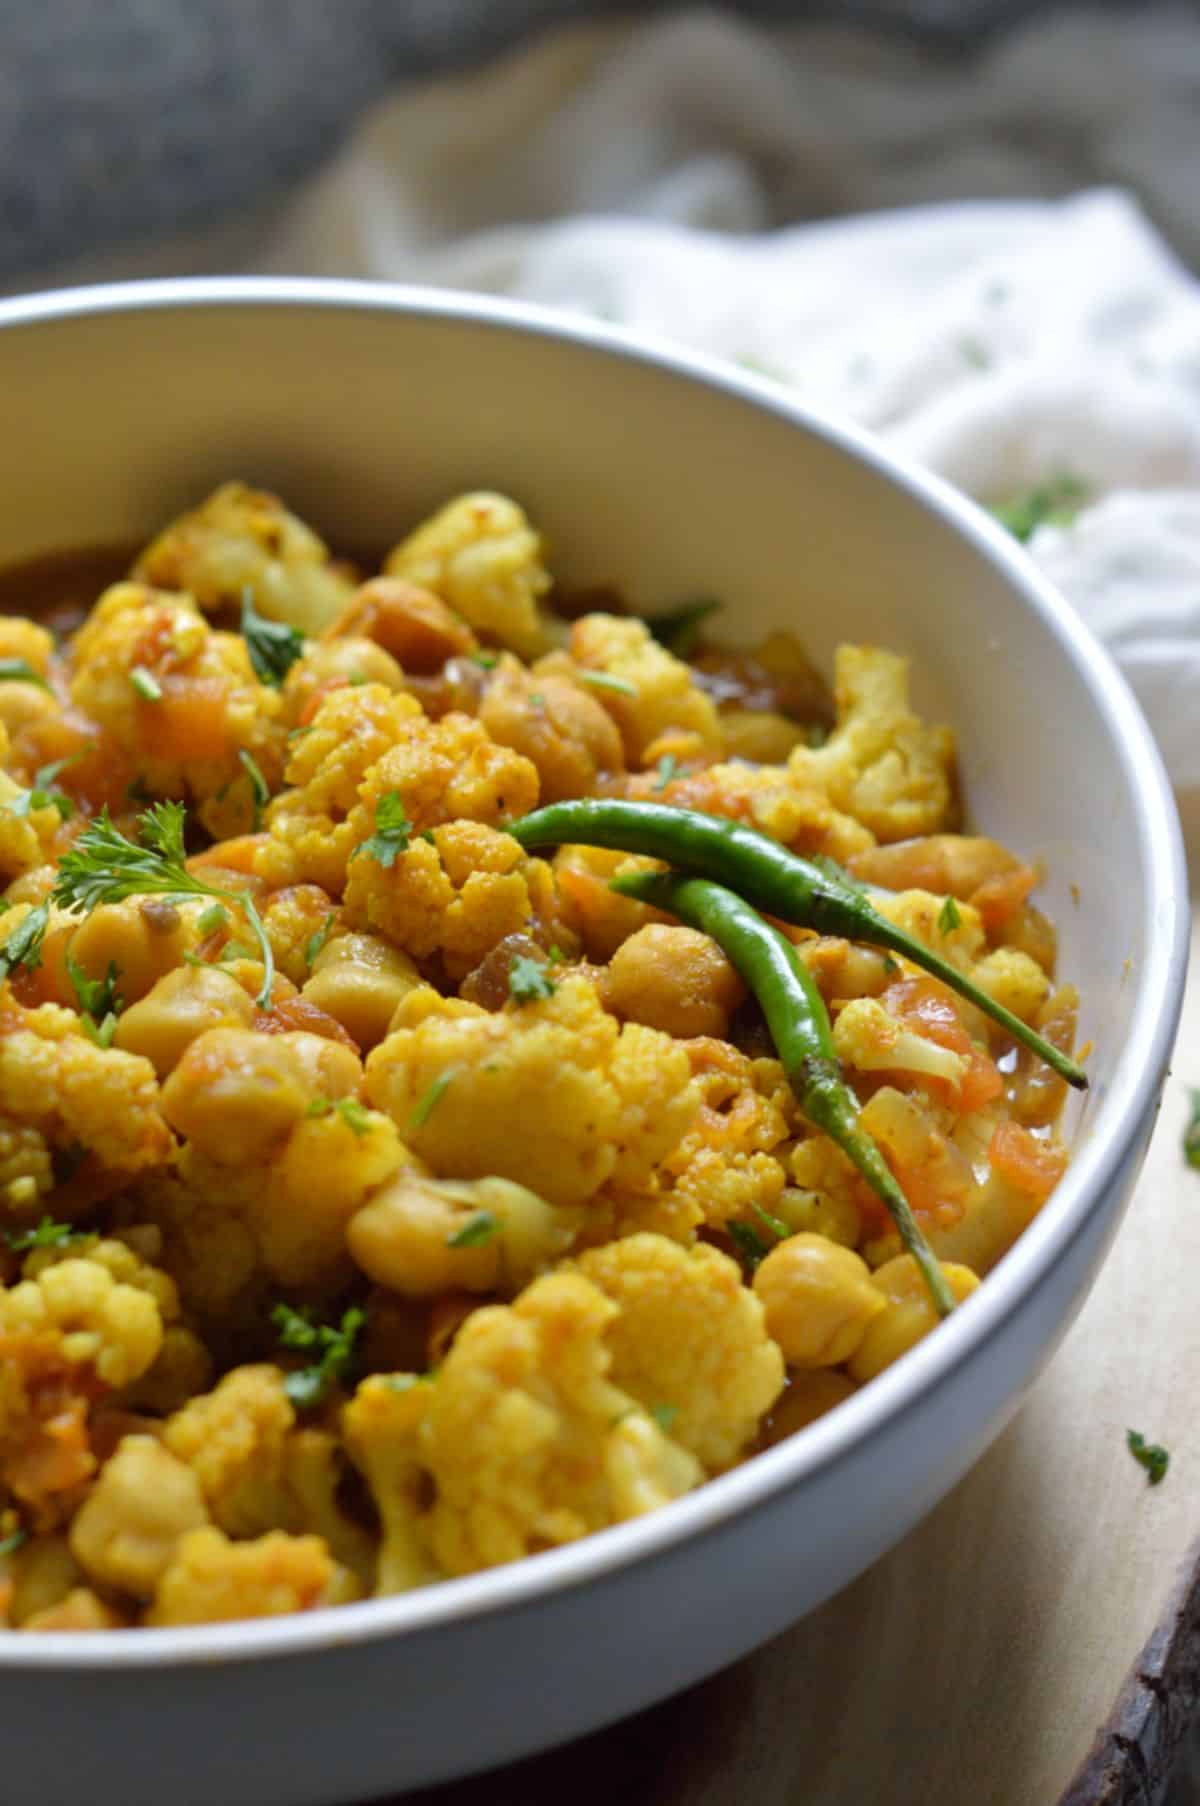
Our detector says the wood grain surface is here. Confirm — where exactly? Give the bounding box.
[385,812,1200,1806]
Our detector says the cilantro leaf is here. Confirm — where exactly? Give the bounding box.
[241,590,306,688]
[409,1068,455,1129]
[306,1095,373,1136]
[272,1302,366,1410]
[447,1210,499,1250]
[304,911,336,970]
[508,955,555,1004]
[576,670,639,699]
[0,1529,27,1558]
[750,1203,789,1241]
[937,896,962,935]
[129,666,163,702]
[991,477,1087,544]
[353,791,411,869]
[654,754,680,792]
[727,1220,770,1277]
[0,902,49,981]
[1127,1429,1169,1486]
[66,956,123,1024]
[4,1217,88,1254]
[237,749,271,830]
[649,1402,678,1434]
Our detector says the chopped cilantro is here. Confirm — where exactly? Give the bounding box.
[305,1095,373,1137]
[0,658,51,690]
[409,1068,455,1129]
[304,911,336,970]
[654,754,680,792]
[129,666,163,702]
[196,902,229,937]
[1127,1429,1169,1486]
[751,1203,789,1241]
[727,1220,770,1276]
[471,651,499,669]
[881,954,901,976]
[0,902,49,981]
[649,1402,678,1435]
[272,1302,365,1410]
[0,1529,27,1558]
[66,956,123,1025]
[237,749,271,829]
[241,589,306,687]
[353,791,411,868]
[1184,1090,1200,1170]
[576,670,639,699]
[4,1216,87,1254]
[508,955,555,1004]
[937,896,962,936]
[447,1210,499,1250]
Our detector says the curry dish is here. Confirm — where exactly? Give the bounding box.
[0,482,1078,1630]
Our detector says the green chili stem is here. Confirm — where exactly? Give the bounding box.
[613,869,956,1318]
[512,800,1086,1089]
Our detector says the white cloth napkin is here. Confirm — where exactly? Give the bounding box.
[48,9,1200,786]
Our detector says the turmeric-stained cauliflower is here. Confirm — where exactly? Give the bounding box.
[147,1526,343,1625]
[655,758,874,865]
[0,1001,170,1176]
[0,1118,54,1216]
[658,1039,794,1234]
[384,491,550,658]
[68,582,284,826]
[132,480,355,636]
[574,1235,784,1470]
[787,645,957,842]
[342,1376,440,1595]
[365,975,698,1209]
[554,615,722,766]
[0,771,68,883]
[420,1273,702,1575]
[163,1365,295,1537]
[68,1435,209,1599]
[478,655,625,802]
[257,682,423,892]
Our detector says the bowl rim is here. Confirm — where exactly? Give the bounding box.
[0,274,1187,1669]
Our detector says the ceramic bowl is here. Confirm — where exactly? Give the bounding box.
[0,279,1187,1806]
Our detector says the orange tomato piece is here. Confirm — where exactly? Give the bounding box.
[989,1120,1068,1202]
[138,675,230,763]
[970,864,1038,935]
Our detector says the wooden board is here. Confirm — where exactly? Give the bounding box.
[389,810,1200,1806]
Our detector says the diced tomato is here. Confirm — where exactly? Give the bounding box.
[187,834,267,877]
[989,1119,1068,1202]
[959,1046,1004,1115]
[970,864,1038,935]
[139,675,230,762]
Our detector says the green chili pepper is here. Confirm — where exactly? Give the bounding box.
[614,870,955,1315]
[511,800,1086,1089]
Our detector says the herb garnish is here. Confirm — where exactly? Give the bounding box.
[353,791,411,868]
[0,902,49,981]
[237,749,271,830]
[576,670,639,699]
[508,955,555,1004]
[991,477,1088,544]
[241,590,306,687]
[272,1302,366,1410]
[304,911,336,970]
[649,1403,679,1434]
[0,658,50,691]
[130,666,163,702]
[3,1217,88,1254]
[305,1095,373,1137]
[1127,1429,1169,1486]
[654,755,680,792]
[645,598,722,659]
[51,802,276,1009]
[0,1529,27,1558]
[409,1068,455,1128]
[447,1210,499,1250]
[937,896,962,936]
[727,1220,771,1277]
[1184,1089,1200,1170]
[8,757,77,821]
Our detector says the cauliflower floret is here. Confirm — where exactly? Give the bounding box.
[344,820,542,982]
[647,760,875,865]
[68,1435,209,1599]
[284,1428,378,1592]
[22,1587,129,1631]
[870,889,986,973]
[147,1526,342,1625]
[279,637,407,727]
[132,481,355,635]
[348,1171,576,1298]
[256,683,423,891]
[787,645,956,843]
[257,885,341,987]
[555,615,721,766]
[659,1041,793,1233]
[126,1176,264,1322]
[365,975,698,1209]
[0,1259,163,1390]
[0,1002,170,1175]
[478,654,625,802]
[67,581,284,821]
[833,996,968,1092]
[0,1118,54,1216]
[342,1376,440,1594]
[420,1273,702,1575]
[574,1235,784,1471]
[163,1365,296,1538]
[347,710,539,843]
[24,1234,180,1325]
[0,771,67,883]
[969,946,1051,1025]
[0,617,54,678]
[384,491,550,658]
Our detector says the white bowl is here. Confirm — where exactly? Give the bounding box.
[0,279,1187,1806]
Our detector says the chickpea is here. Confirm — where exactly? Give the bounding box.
[66,897,194,1005]
[847,1254,980,1384]
[69,1436,209,1599]
[479,660,625,803]
[758,1370,857,1447]
[301,932,422,1051]
[115,965,256,1077]
[281,637,406,724]
[8,1536,84,1627]
[753,1233,885,1368]
[328,577,476,672]
[348,1172,570,1297]
[160,1026,361,1163]
[607,924,745,1040]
